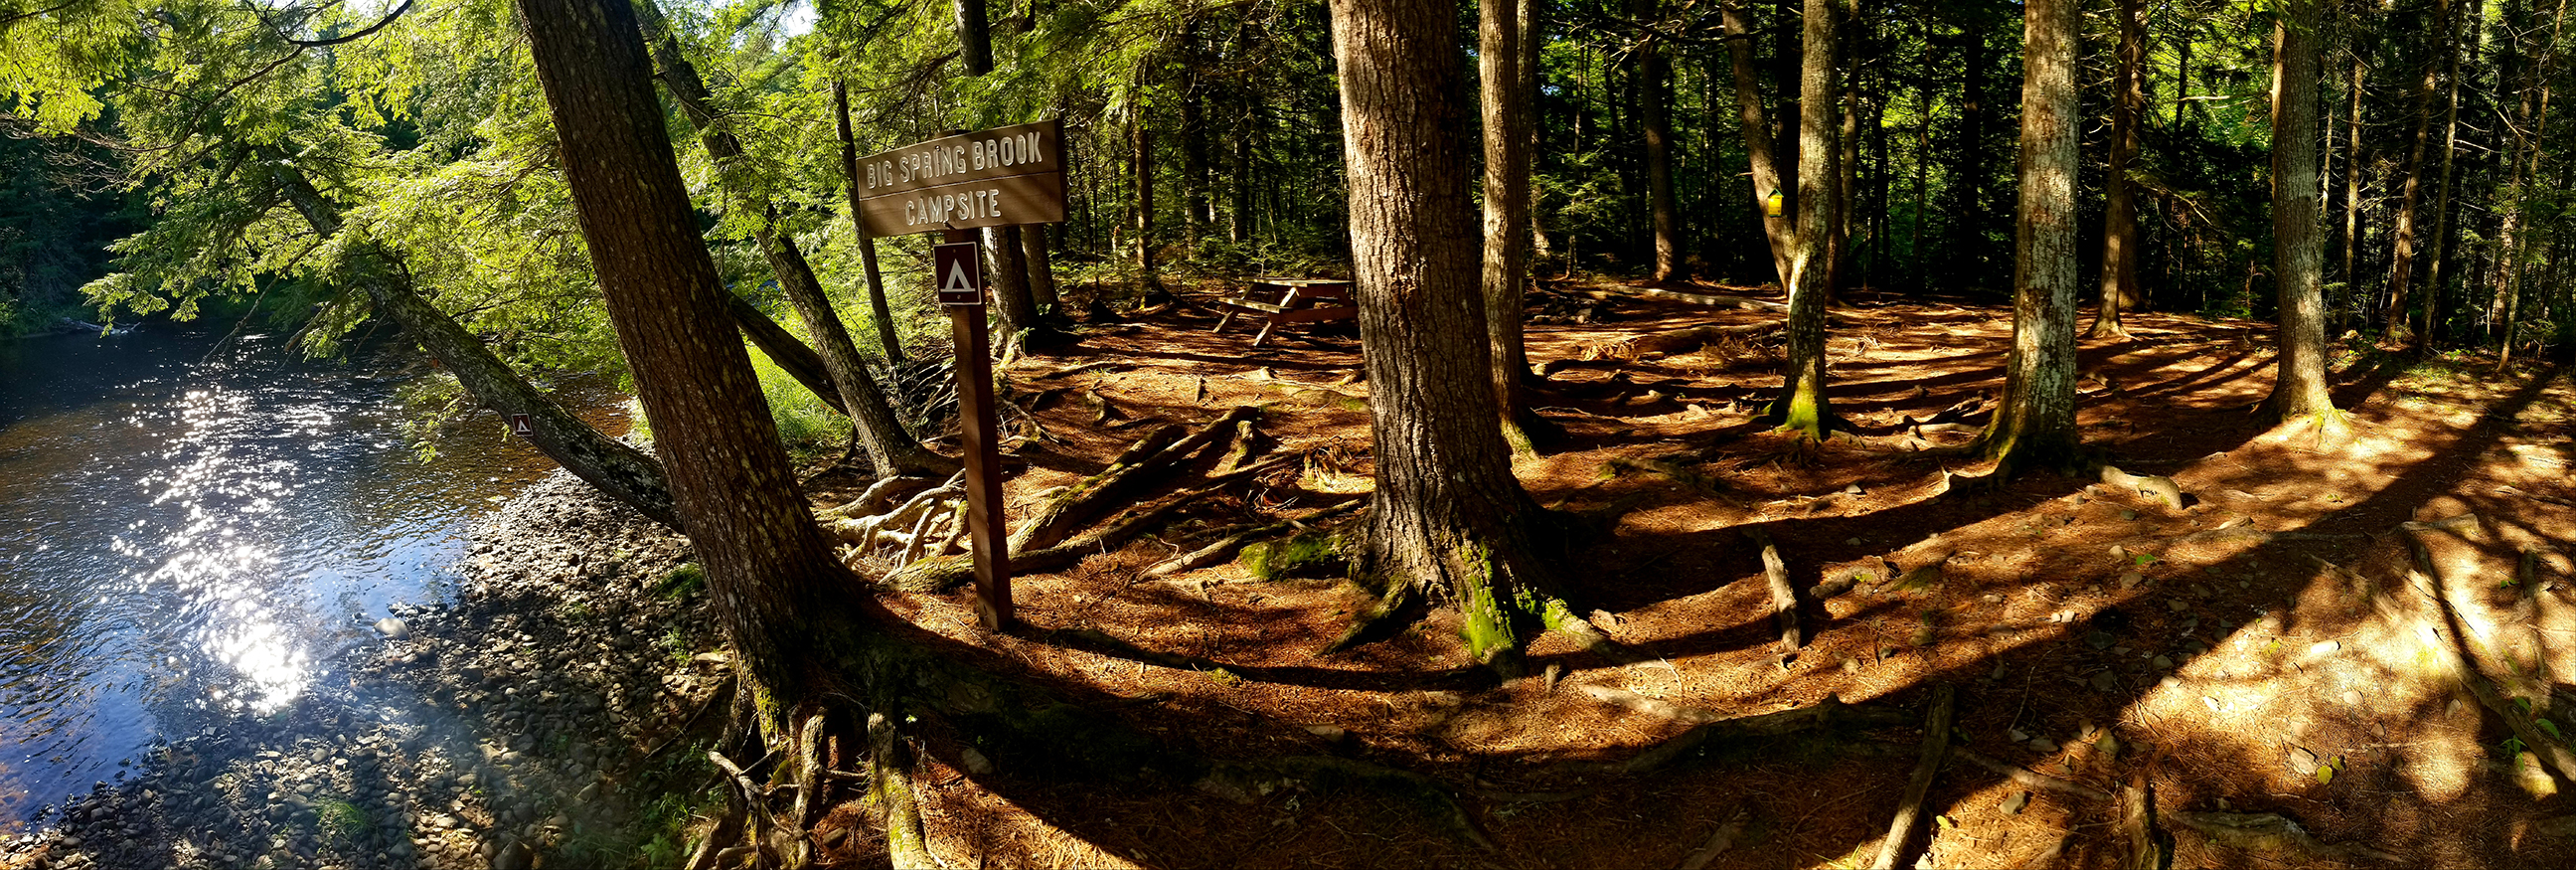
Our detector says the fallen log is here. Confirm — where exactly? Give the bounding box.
[1011,408,1251,553]
[1868,685,1955,870]
[2169,810,2401,864]
[1579,321,1781,361]
[1749,530,1802,651]
[1140,499,1365,580]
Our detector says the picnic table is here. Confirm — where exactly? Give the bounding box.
[1210,277,1358,347]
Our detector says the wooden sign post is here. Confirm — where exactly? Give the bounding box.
[856,121,1065,632]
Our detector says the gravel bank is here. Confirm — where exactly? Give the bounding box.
[2,469,731,870]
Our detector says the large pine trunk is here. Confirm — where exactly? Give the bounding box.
[1978,0,2081,471]
[519,0,860,731]
[2266,0,2335,422]
[1762,0,1838,438]
[1331,0,1557,669]
[2089,0,2145,339]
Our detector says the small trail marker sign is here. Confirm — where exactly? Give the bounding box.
[509,414,534,437]
[934,242,983,306]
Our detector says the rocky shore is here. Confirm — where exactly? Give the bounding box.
[2,469,734,870]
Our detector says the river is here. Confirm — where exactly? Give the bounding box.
[0,324,615,827]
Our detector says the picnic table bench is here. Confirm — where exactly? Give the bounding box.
[1210,278,1358,347]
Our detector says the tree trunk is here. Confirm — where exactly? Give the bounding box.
[836,80,905,365]
[1179,24,1209,253]
[2341,56,2364,335]
[2385,0,2453,346]
[1759,0,1839,439]
[1483,0,1543,453]
[2089,0,2145,339]
[1131,97,1160,290]
[1020,223,1059,312]
[1830,6,1855,301]
[1949,22,1992,285]
[1330,0,1562,670]
[986,225,1043,355]
[270,164,681,530]
[642,5,944,476]
[1636,0,1682,281]
[1978,0,2081,472]
[2496,0,2568,366]
[957,0,992,76]
[519,0,858,736]
[2420,0,2470,354]
[1231,93,1255,244]
[2266,0,2336,423]
[1721,0,1794,287]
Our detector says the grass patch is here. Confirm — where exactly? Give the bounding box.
[746,341,846,459]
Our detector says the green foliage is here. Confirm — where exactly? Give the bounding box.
[747,340,845,457]
[316,797,369,845]
[1238,531,1345,582]
[655,563,707,601]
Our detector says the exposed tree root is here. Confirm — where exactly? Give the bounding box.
[1679,806,1750,870]
[1571,688,1913,775]
[2168,810,2401,864]
[1747,529,1801,651]
[883,454,1304,592]
[2099,465,2187,512]
[868,712,939,870]
[2121,781,2173,870]
[2410,562,2576,783]
[1950,748,2111,801]
[1141,498,1366,580]
[1012,407,1252,553]
[1868,684,1954,870]
[1579,321,1781,361]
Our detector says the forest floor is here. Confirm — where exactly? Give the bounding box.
[805,278,2576,869]
[8,278,2573,870]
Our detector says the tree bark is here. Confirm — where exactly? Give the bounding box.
[642,5,945,476]
[2341,55,2364,335]
[2384,0,2453,346]
[1330,0,1562,670]
[1483,0,1543,453]
[2266,0,2336,423]
[1977,0,2081,472]
[2419,0,2470,354]
[1759,0,1839,439]
[1721,0,1794,287]
[1948,21,1992,284]
[1131,92,1160,290]
[519,0,858,735]
[836,79,905,364]
[270,164,681,530]
[2496,0,2568,367]
[2089,0,2146,339]
[1179,22,1210,252]
[957,0,992,76]
[985,224,1042,352]
[1020,223,1059,312]
[1635,0,1682,281]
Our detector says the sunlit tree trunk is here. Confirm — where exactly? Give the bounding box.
[1483,0,1544,453]
[1131,94,1160,289]
[1721,0,1793,286]
[1635,0,1681,281]
[1179,22,1210,253]
[2266,0,2337,425]
[1977,0,2081,472]
[1759,0,1839,439]
[520,0,860,736]
[2089,0,2145,339]
[2341,56,2365,335]
[1330,0,1569,670]
[2496,0,2568,368]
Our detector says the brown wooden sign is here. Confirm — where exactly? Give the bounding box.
[856,120,1065,237]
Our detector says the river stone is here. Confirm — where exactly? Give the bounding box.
[374,618,409,641]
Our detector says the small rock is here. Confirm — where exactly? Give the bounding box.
[2119,572,2145,590]
[2120,509,2140,521]
[2007,728,2030,743]
[2027,737,2059,754]
[2152,655,2174,670]
[2287,746,2321,777]
[374,617,409,640]
[2003,790,2030,814]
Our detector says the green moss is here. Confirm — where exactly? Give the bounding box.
[316,798,369,845]
[1771,379,1830,441]
[654,562,706,600]
[1238,531,1346,581]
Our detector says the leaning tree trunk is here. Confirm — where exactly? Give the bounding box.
[836,79,905,364]
[2090,0,2146,339]
[2265,0,2337,425]
[1331,0,1569,671]
[270,163,681,530]
[1759,0,1839,439]
[2384,0,2453,346]
[1977,0,2082,473]
[1483,0,1545,454]
[642,6,946,476]
[1721,0,1794,287]
[520,0,861,738]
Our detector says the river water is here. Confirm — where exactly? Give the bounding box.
[0,325,606,826]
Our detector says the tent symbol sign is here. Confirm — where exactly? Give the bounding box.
[934,242,983,307]
[509,414,534,438]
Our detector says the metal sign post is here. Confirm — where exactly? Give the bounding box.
[859,122,1065,634]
